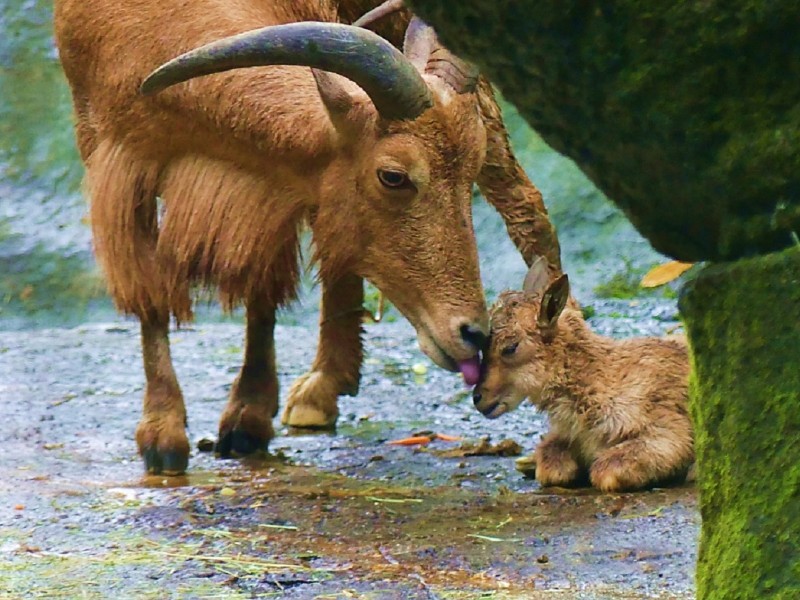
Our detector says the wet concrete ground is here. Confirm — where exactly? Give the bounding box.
[0,301,697,599]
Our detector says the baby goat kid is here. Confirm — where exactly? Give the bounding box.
[473,260,694,492]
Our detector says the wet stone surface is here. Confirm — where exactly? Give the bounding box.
[0,303,697,599]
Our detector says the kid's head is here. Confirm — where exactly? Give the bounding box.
[473,258,571,419]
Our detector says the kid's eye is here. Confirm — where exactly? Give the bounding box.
[501,342,519,357]
[377,169,411,189]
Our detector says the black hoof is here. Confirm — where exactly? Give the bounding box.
[162,450,189,475]
[340,378,361,397]
[216,428,266,457]
[143,447,163,474]
[142,447,188,475]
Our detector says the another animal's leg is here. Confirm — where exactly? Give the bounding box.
[136,317,190,475]
[281,273,364,428]
[534,431,583,487]
[217,305,278,456]
[476,78,562,271]
[590,429,695,492]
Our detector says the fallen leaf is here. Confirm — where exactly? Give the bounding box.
[641,261,694,288]
[432,438,522,458]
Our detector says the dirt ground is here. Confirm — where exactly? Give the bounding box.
[0,304,697,599]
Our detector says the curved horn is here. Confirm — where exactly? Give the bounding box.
[403,17,479,94]
[352,0,405,29]
[141,22,432,121]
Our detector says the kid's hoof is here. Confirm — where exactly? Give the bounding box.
[142,447,189,476]
[216,428,267,457]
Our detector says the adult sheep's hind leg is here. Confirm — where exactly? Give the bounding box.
[136,317,190,475]
[282,273,364,429]
[217,305,278,456]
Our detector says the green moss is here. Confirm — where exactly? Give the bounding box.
[679,247,800,599]
[592,261,676,300]
[409,0,800,262]
[593,272,643,300]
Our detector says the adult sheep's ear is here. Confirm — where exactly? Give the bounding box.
[538,274,570,336]
[522,256,550,296]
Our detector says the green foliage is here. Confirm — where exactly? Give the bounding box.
[1,0,83,192]
[364,283,397,324]
[593,272,643,300]
[592,260,677,300]
[0,220,111,327]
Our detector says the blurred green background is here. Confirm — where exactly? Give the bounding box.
[0,0,668,331]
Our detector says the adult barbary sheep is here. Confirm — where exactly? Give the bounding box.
[473,259,694,492]
[54,0,560,475]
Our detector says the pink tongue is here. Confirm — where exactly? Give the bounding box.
[458,356,481,387]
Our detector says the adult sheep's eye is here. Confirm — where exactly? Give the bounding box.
[501,342,519,357]
[377,169,410,189]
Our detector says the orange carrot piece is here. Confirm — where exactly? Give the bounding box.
[386,435,433,446]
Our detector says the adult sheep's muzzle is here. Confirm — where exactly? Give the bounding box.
[415,313,488,385]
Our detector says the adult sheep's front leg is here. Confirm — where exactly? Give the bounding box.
[281,273,364,429]
[136,317,190,475]
[217,304,279,457]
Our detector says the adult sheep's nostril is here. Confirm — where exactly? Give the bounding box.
[460,324,488,351]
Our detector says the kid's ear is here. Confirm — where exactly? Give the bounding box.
[538,274,570,335]
[522,256,551,296]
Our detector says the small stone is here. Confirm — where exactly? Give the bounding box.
[411,363,428,375]
[536,554,549,564]
[219,487,236,497]
[197,438,215,452]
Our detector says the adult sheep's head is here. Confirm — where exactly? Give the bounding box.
[141,18,489,380]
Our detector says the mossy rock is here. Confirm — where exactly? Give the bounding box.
[680,246,800,598]
[409,0,800,261]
